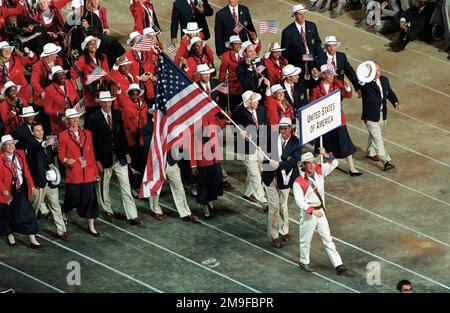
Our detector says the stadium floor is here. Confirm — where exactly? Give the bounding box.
[1,0,449,293]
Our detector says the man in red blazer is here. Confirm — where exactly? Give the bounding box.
[110,57,137,108]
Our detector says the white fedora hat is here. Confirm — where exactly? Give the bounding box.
[127,31,141,45]
[320,64,335,74]
[0,41,14,52]
[279,117,292,127]
[282,64,301,77]
[239,41,256,57]
[183,22,203,34]
[225,35,242,48]
[322,35,341,48]
[45,164,61,187]
[116,57,133,67]
[81,35,101,51]
[127,83,145,96]
[187,36,203,50]
[242,90,262,104]
[357,60,377,84]
[95,91,116,102]
[300,152,317,163]
[195,64,215,75]
[1,81,21,96]
[49,65,68,80]
[270,84,286,94]
[19,106,39,118]
[0,135,18,147]
[143,26,160,36]
[40,43,62,58]
[292,4,307,16]
[65,108,83,119]
[269,42,285,52]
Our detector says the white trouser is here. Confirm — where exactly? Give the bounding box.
[365,117,391,163]
[98,156,138,220]
[242,149,267,203]
[266,178,290,239]
[32,185,66,235]
[299,209,343,268]
[149,163,191,218]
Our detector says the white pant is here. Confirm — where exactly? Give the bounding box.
[299,209,343,268]
[266,178,290,239]
[242,150,267,203]
[365,117,391,163]
[97,157,138,220]
[149,163,191,218]
[32,185,66,235]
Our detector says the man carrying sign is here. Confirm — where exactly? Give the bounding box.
[293,150,347,275]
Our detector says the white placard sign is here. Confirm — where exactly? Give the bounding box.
[299,89,342,145]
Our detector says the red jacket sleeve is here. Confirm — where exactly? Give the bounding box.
[218,53,229,83]
[130,0,144,33]
[53,0,72,10]
[30,62,45,96]
[101,7,109,29]
[265,98,279,126]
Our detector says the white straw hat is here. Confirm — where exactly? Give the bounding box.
[95,91,116,102]
[19,106,39,118]
[239,41,256,57]
[242,90,261,104]
[0,135,18,147]
[195,64,215,75]
[127,31,141,45]
[270,84,286,94]
[225,35,242,48]
[1,81,21,96]
[357,60,377,84]
[81,36,101,51]
[183,22,203,34]
[322,36,341,48]
[65,108,83,119]
[40,43,62,57]
[282,64,301,77]
[49,65,68,80]
[292,4,307,16]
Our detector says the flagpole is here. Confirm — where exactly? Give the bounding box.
[226,76,230,113]
[218,108,271,162]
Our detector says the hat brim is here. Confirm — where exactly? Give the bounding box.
[239,44,256,57]
[322,41,341,48]
[272,88,286,94]
[65,113,84,119]
[0,45,14,52]
[40,46,62,58]
[127,89,145,96]
[49,69,68,81]
[118,61,133,66]
[19,112,39,118]
[0,139,19,147]
[187,40,203,51]
[270,48,285,52]
[225,40,242,49]
[244,93,262,103]
[1,84,21,96]
[284,67,301,77]
[291,9,307,16]
[95,97,116,102]
[195,68,215,75]
[357,61,377,83]
[47,166,61,186]
[183,28,203,34]
[81,38,101,51]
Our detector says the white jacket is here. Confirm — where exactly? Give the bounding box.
[293,158,338,215]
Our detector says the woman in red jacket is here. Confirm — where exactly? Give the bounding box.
[181,37,215,81]
[263,43,288,86]
[0,1,27,42]
[85,0,110,35]
[174,22,212,66]
[310,64,362,177]
[70,35,113,122]
[0,81,29,135]
[264,84,294,126]
[58,108,100,236]
[130,0,160,34]
[0,134,40,248]
[33,0,71,33]
[0,41,37,104]
[44,66,79,135]
[120,83,147,191]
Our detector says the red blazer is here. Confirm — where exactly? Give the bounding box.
[309,80,352,125]
[31,56,64,107]
[70,54,110,107]
[0,52,37,103]
[0,97,28,134]
[218,50,242,95]
[0,150,35,204]
[264,56,288,86]
[32,0,71,33]
[58,128,98,184]
[43,80,79,134]
[120,98,148,147]
[130,0,157,33]
[185,51,215,81]
[125,48,160,100]
[174,36,211,66]
[189,115,227,168]
[0,5,27,41]
[110,69,138,108]
[264,96,294,126]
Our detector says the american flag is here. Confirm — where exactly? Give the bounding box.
[212,81,229,95]
[166,40,176,55]
[85,66,107,85]
[258,20,279,35]
[233,21,244,34]
[256,64,266,74]
[140,53,221,197]
[132,35,155,51]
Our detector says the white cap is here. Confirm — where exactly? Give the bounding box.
[239,41,256,57]
[1,81,21,95]
[282,64,301,77]
[49,65,68,80]
[357,60,377,84]
[95,91,116,102]
[270,84,286,94]
[65,108,83,119]
[0,135,18,147]
[195,64,215,75]
[81,35,101,51]
[19,106,39,118]
[242,90,262,104]
[225,35,242,48]
[127,31,141,45]
[292,4,307,16]
[183,22,203,34]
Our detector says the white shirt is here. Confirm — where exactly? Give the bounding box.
[200,81,211,93]
[284,81,294,103]
[277,135,290,159]
[6,154,23,186]
[42,9,54,25]
[101,109,112,124]
[295,22,309,54]
[375,78,384,110]
[229,4,239,18]
[326,52,337,69]
[246,107,258,125]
